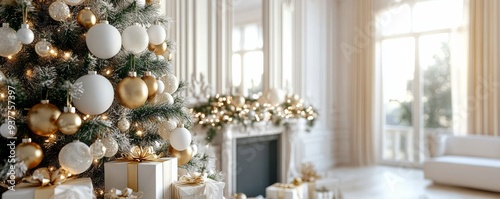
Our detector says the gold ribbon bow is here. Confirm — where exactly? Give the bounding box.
[104,187,143,199]
[21,167,71,187]
[120,146,161,162]
[179,172,205,185]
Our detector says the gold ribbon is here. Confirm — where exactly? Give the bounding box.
[117,146,163,191]
[179,172,205,185]
[273,183,301,199]
[174,173,220,199]
[120,146,162,162]
[20,167,71,187]
[104,187,143,199]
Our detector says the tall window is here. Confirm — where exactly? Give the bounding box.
[232,24,264,96]
[377,0,465,164]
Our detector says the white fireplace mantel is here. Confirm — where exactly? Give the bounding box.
[192,119,307,197]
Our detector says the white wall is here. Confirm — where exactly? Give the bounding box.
[164,0,347,173]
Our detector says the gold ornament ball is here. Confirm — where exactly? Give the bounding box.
[57,107,82,135]
[77,7,97,29]
[292,177,303,186]
[236,193,247,199]
[27,100,61,137]
[16,138,43,169]
[148,42,168,55]
[232,96,246,107]
[117,72,148,109]
[142,72,158,98]
[168,145,192,166]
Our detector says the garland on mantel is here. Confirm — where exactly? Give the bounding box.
[191,93,319,143]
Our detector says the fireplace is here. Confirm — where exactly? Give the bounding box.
[236,134,280,196]
[192,120,306,197]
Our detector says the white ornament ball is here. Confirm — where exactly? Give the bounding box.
[90,139,106,159]
[102,136,119,157]
[164,73,179,94]
[49,1,70,22]
[169,127,192,151]
[156,79,165,95]
[63,0,85,6]
[191,144,198,158]
[164,92,174,105]
[35,39,52,57]
[73,71,114,115]
[136,0,146,7]
[118,117,131,132]
[16,24,34,45]
[86,21,122,59]
[147,24,166,45]
[122,23,149,54]
[0,23,22,57]
[158,119,177,140]
[267,88,286,106]
[0,121,16,138]
[58,140,92,174]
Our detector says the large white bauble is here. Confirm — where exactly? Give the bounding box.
[156,79,165,95]
[0,121,16,138]
[267,88,286,106]
[147,24,166,45]
[122,23,149,54]
[58,140,92,175]
[158,119,177,140]
[73,71,114,115]
[49,1,70,22]
[86,21,122,59]
[102,136,119,157]
[63,0,85,6]
[0,23,22,57]
[164,73,179,94]
[169,127,192,151]
[16,24,34,45]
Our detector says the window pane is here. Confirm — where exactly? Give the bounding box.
[243,51,263,95]
[233,28,241,51]
[377,4,411,36]
[243,24,260,50]
[419,33,452,129]
[382,37,415,161]
[413,0,464,32]
[232,54,242,91]
[382,37,415,126]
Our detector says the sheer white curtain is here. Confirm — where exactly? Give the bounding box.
[467,0,500,136]
[339,0,376,166]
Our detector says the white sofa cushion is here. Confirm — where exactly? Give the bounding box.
[444,135,500,159]
[424,155,500,192]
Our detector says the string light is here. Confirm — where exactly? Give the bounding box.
[63,51,72,59]
[136,130,143,136]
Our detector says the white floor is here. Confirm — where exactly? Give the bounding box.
[329,166,500,199]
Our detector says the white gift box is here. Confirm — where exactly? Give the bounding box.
[266,183,305,199]
[171,178,225,199]
[104,157,178,199]
[2,178,93,199]
[314,190,334,199]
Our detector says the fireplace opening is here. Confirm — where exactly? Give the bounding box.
[236,134,279,197]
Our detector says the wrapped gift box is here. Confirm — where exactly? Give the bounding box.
[105,157,178,199]
[266,183,306,199]
[171,178,225,199]
[2,178,93,199]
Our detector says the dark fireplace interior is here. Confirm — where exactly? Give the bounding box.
[236,134,279,197]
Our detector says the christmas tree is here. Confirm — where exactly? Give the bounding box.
[0,0,199,196]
